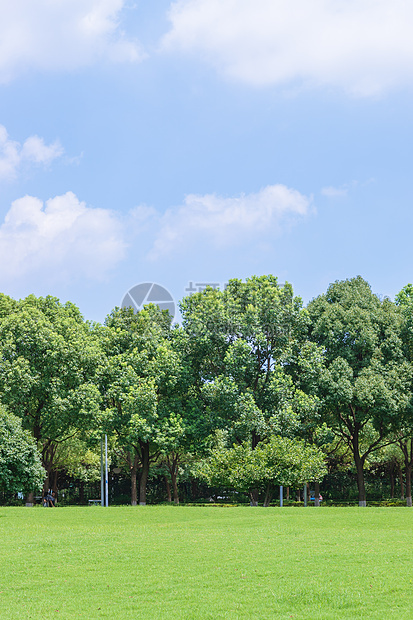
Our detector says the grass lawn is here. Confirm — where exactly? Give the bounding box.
[0,505,412,619]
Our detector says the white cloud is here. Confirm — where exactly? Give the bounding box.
[163,0,413,96]
[321,186,348,198]
[0,125,63,180]
[0,192,126,282]
[0,0,142,83]
[148,184,311,259]
[0,185,311,282]
[20,136,64,165]
[321,179,364,197]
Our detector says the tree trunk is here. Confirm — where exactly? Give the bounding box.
[389,463,395,498]
[42,472,51,498]
[354,455,367,506]
[165,453,180,505]
[405,464,412,507]
[286,487,290,501]
[26,491,34,507]
[251,431,261,449]
[39,440,58,506]
[191,479,198,500]
[126,451,139,506]
[352,434,367,506]
[263,485,273,507]
[165,476,172,502]
[171,473,179,505]
[399,466,405,500]
[249,489,259,506]
[400,439,413,507]
[131,468,138,506]
[314,480,320,507]
[52,470,58,494]
[139,442,150,505]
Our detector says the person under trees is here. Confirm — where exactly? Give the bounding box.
[307,276,411,506]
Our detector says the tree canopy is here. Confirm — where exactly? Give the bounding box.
[1,276,413,507]
[308,276,411,505]
[0,294,102,498]
[0,406,44,496]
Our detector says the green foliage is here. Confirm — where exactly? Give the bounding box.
[308,277,411,502]
[395,283,413,307]
[98,304,186,503]
[0,295,102,444]
[200,435,326,495]
[1,276,412,505]
[309,277,410,433]
[54,437,102,484]
[0,407,44,495]
[181,275,321,448]
[396,283,413,364]
[100,305,181,448]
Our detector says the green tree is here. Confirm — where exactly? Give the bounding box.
[99,305,181,505]
[53,436,102,502]
[0,294,102,500]
[393,283,413,505]
[157,325,224,505]
[200,434,326,506]
[308,277,411,506]
[0,406,45,498]
[180,276,322,503]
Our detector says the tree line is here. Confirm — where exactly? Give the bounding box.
[1,275,413,508]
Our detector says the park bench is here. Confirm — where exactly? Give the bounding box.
[88,499,101,506]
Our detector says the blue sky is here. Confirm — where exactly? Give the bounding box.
[1,0,413,322]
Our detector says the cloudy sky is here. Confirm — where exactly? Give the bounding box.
[1,0,412,321]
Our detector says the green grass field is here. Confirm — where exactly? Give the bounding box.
[1,505,413,619]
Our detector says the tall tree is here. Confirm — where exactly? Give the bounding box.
[0,294,102,500]
[308,277,411,506]
[394,283,413,506]
[180,276,322,504]
[99,304,181,505]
